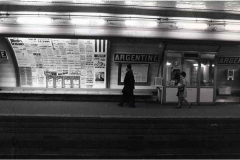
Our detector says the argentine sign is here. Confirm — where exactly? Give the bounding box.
[0,50,8,60]
[218,57,240,64]
[114,53,159,63]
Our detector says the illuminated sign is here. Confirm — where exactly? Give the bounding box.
[218,57,240,64]
[114,53,159,63]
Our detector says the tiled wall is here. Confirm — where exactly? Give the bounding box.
[217,46,240,94]
[0,37,17,87]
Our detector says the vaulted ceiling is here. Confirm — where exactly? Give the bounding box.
[1,1,240,20]
[1,1,240,42]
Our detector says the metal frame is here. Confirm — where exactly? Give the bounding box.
[118,63,150,86]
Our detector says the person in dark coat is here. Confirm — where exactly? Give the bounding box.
[118,64,135,108]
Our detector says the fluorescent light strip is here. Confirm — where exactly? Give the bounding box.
[73,0,104,3]
[71,18,106,25]
[225,24,240,31]
[125,20,158,28]
[17,17,52,25]
[176,22,208,30]
[21,0,51,2]
[166,62,171,66]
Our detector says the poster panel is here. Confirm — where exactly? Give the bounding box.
[120,63,149,85]
[56,76,63,88]
[46,75,54,88]
[63,76,72,88]
[8,38,108,88]
[72,76,80,88]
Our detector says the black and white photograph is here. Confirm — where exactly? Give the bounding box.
[0,0,240,159]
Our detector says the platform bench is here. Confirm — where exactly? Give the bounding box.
[0,87,157,102]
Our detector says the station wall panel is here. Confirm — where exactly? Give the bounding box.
[109,38,162,89]
[217,46,240,94]
[0,37,17,87]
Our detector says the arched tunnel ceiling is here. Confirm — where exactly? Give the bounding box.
[0,1,240,20]
[1,1,240,43]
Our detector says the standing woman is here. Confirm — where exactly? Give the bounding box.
[176,71,192,109]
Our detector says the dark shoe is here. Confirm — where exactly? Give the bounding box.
[117,103,124,107]
[189,103,192,109]
[175,106,181,109]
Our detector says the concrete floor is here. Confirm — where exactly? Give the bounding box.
[0,100,239,118]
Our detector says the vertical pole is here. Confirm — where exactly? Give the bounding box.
[157,43,167,77]
[214,46,221,102]
[106,40,111,88]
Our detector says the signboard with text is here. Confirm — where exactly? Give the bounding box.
[114,53,159,63]
[0,50,8,60]
[218,57,240,65]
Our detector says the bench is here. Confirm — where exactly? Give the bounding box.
[0,87,157,102]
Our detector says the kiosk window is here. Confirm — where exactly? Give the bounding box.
[166,57,181,86]
[200,55,215,86]
[183,59,198,87]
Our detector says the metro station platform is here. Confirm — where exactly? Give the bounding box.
[0,100,239,118]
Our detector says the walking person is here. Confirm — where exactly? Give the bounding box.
[117,64,135,108]
[176,71,192,109]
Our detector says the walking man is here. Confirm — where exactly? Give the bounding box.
[118,64,135,108]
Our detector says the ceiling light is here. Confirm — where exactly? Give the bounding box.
[166,62,171,66]
[21,0,51,2]
[71,18,106,26]
[125,20,158,28]
[125,1,156,6]
[225,24,240,31]
[125,1,133,5]
[74,0,104,3]
[193,64,198,67]
[176,2,207,10]
[176,22,208,30]
[17,17,52,25]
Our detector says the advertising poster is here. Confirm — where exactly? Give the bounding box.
[85,40,94,53]
[80,76,86,88]
[46,75,54,88]
[8,38,108,88]
[19,67,27,86]
[95,72,105,82]
[86,78,93,88]
[19,67,32,87]
[79,40,85,54]
[38,76,46,87]
[94,54,106,68]
[56,76,63,88]
[64,76,72,88]
[94,54,106,88]
[72,76,80,88]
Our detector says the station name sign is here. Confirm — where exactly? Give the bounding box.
[0,50,8,60]
[218,57,240,64]
[114,53,159,63]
